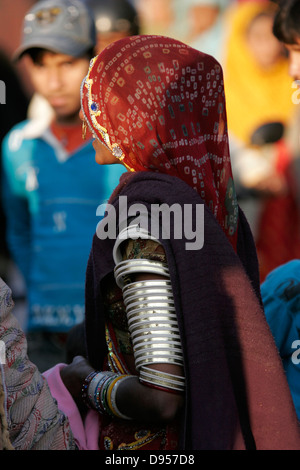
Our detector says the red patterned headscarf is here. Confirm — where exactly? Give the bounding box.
[81,35,239,250]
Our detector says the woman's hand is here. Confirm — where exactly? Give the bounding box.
[60,355,95,411]
[60,356,184,423]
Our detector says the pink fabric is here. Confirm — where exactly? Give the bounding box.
[43,364,100,450]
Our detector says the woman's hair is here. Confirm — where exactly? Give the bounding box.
[26,46,95,64]
[273,0,300,44]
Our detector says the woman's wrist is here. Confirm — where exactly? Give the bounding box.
[60,356,95,404]
[83,371,136,420]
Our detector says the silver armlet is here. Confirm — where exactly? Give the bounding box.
[114,258,185,393]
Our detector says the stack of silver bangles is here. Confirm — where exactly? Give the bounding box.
[114,258,185,393]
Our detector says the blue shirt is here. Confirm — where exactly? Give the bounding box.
[261,260,300,419]
[2,120,126,332]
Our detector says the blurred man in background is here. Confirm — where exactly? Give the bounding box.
[1,0,125,371]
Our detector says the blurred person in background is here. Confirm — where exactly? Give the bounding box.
[86,0,140,53]
[260,0,300,424]
[28,0,140,119]
[171,0,231,63]
[223,0,300,282]
[0,51,29,310]
[184,0,231,63]
[133,0,174,36]
[273,0,300,207]
[1,0,125,371]
[134,0,230,63]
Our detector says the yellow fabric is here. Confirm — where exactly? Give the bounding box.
[223,1,294,145]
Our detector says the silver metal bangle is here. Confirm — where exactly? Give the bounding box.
[114,259,170,288]
[123,280,173,305]
[113,257,186,392]
[139,366,185,392]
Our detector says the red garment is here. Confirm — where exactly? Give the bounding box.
[50,121,90,153]
[256,140,300,281]
[81,35,239,251]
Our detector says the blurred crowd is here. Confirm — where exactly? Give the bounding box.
[1,0,300,370]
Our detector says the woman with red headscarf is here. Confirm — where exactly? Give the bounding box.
[2,35,299,450]
[57,35,300,450]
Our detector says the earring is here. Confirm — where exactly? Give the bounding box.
[82,121,87,140]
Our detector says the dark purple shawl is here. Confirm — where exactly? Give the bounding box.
[84,171,300,450]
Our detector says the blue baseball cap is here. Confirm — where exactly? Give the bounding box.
[13,0,96,61]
